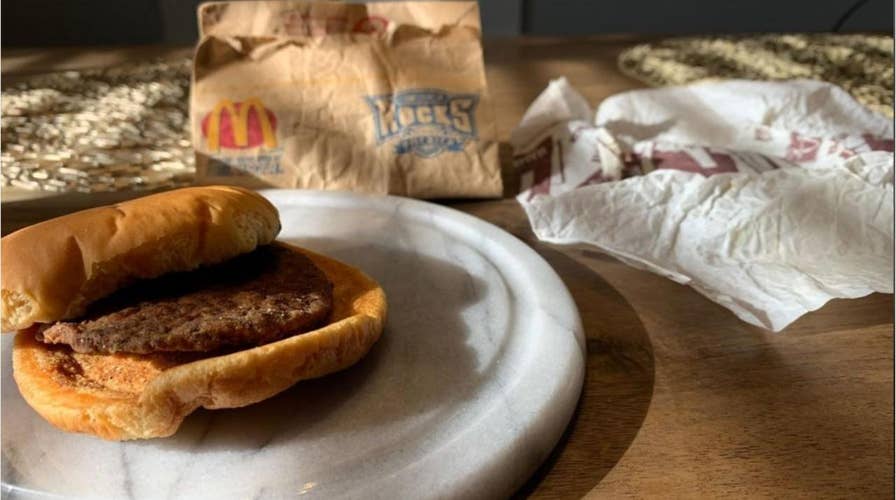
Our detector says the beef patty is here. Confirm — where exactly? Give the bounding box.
[36,244,333,354]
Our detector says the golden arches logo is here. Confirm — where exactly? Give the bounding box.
[202,98,277,151]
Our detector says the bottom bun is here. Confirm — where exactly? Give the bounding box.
[12,244,387,440]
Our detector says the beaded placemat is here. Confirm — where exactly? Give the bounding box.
[2,59,194,193]
[619,34,893,118]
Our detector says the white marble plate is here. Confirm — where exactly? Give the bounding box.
[2,190,585,500]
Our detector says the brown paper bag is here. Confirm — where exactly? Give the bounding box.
[191,1,501,198]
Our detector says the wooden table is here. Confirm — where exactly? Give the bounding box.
[2,37,893,498]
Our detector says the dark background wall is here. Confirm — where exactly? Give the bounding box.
[524,0,893,34]
[2,0,892,46]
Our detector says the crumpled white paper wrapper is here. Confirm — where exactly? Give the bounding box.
[513,78,894,331]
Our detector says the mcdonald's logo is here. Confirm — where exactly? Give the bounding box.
[201,98,278,151]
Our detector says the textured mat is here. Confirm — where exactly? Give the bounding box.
[2,59,193,193]
[619,34,893,117]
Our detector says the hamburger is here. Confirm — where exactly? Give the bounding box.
[1,186,386,440]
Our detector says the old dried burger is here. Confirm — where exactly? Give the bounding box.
[1,186,386,440]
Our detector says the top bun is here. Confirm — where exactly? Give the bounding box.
[1,186,280,332]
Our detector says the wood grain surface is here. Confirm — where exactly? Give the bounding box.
[2,36,893,498]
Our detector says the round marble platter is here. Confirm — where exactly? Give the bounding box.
[2,190,585,500]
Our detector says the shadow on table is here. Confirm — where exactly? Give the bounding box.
[513,245,656,499]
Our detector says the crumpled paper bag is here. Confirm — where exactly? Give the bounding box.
[513,78,894,331]
[192,1,501,199]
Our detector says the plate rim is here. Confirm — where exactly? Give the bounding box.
[263,189,586,498]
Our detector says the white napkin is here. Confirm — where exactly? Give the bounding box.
[513,78,894,331]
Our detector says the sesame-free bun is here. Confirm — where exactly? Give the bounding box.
[12,245,387,440]
[1,186,281,332]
